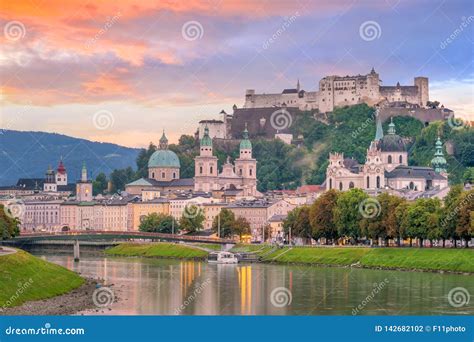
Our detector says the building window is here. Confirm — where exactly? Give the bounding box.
[388,155,392,164]
[376,176,380,189]
[249,169,253,176]
[210,166,213,174]
[349,182,354,189]
[366,176,370,188]
[173,172,176,179]
[239,169,243,176]
[200,166,203,174]
[152,172,155,178]
[162,172,165,179]
[409,181,414,190]
[339,182,343,191]
[329,178,332,189]
[399,155,403,164]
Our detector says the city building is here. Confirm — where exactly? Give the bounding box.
[244,68,429,113]
[325,118,449,195]
[194,125,258,196]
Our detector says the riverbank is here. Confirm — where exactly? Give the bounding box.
[105,242,208,259]
[0,249,87,313]
[232,244,474,274]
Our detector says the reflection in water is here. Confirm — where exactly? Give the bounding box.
[40,255,474,316]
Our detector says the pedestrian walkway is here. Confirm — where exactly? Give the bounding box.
[0,246,17,256]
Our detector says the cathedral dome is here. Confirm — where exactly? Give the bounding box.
[377,118,406,152]
[378,135,406,152]
[148,131,180,168]
[148,150,180,168]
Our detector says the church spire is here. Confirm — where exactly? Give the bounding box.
[240,123,252,150]
[375,117,384,141]
[159,130,168,150]
[431,136,447,174]
[200,124,212,147]
[296,79,300,91]
[387,117,396,135]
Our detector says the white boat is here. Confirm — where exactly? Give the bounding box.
[208,251,239,264]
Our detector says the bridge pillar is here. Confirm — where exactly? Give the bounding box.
[73,240,80,262]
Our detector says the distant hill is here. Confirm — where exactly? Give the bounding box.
[0,130,140,186]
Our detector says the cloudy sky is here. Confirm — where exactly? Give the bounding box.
[1,0,473,147]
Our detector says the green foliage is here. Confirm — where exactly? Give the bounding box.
[0,205,20,240]
[109,167,135,192]
[179,206,205,233]
[105,242,208,259]
[92,172,108,195]
[309,189,340,242]
[139,213,179,234]
[212,208,235,238]
[334,189,368,241]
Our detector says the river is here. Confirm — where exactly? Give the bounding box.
[38,254,473,315]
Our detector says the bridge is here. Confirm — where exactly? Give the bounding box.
[3,231,236,261]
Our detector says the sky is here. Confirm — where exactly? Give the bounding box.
[0,0,473,147]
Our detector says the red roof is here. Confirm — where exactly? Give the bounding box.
[296,185,322,194]
[57,160,66,174]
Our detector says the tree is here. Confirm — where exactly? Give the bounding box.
[0,204,20,240]
[385,196,406,246]
[212,209,236,238]
[463,168,474,184]
[135,143,157,179]
[93,172,108,195]
[333,189,368,244]
[405,198,442,247]
[309,189,340,244]
[441,185,464,247]
[456,190,474,248]
[234,217,251,241]
[395,201,410,246]
[179,206,205,234]
[139,213,179,234]
[109,167,135,192]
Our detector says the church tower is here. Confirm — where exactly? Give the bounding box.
[56,157,68,185]
[76,162,93,202]
[194,125,218,192]
[234,124,257,196]
[431,136,448,175]
[43,165,57,192]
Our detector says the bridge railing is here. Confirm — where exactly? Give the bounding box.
[15,230,236,244]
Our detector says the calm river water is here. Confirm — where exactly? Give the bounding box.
[39,254,473,315]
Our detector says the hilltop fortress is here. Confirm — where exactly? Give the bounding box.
[244,68,429,112]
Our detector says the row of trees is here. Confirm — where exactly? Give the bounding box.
[0,205,20,240]
[139,206,205,234]
[283,186,473,247]
[138,207,251,240]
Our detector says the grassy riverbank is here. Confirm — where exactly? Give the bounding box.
[0,249,84,309]
[105,243,208,259]
[232,244,474,273]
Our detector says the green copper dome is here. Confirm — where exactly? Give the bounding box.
[149,130,180,168]
[148,150,180,168]
[200,125,213,147]
[240,124,252,150]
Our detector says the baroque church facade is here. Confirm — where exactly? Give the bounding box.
[125,126,258,197]
[194,125,258,196]
[326,118,448,194]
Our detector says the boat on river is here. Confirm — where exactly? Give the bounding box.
[207,251,239,264]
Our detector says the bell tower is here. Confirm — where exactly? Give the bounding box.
[234,124,257,195]
[194,125,218,192]
[76,162,93,202]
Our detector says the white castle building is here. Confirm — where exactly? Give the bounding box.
[244,68,429,112]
